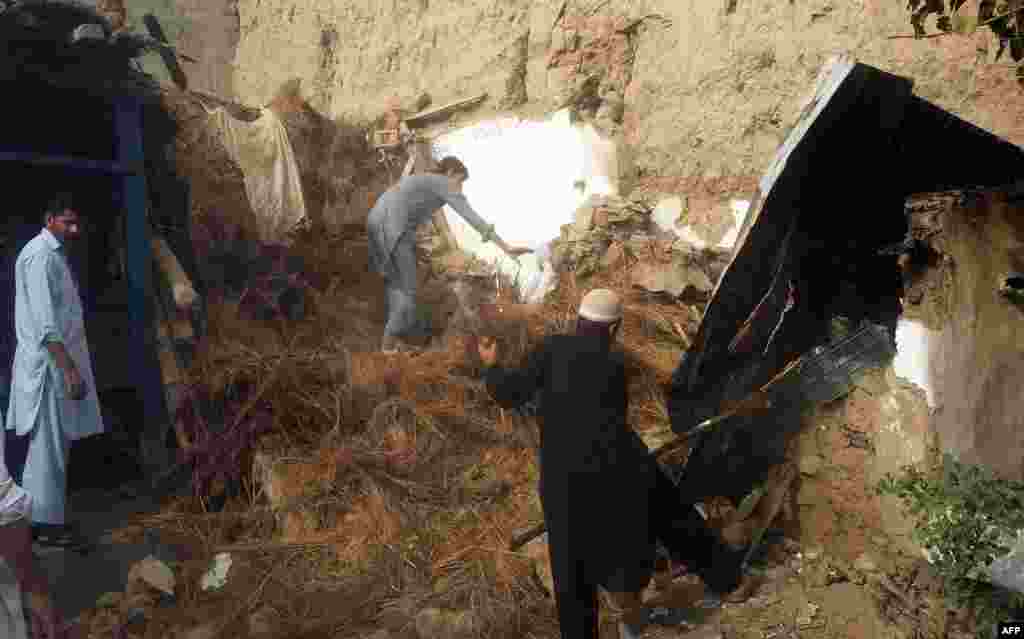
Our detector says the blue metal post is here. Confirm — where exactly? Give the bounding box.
[115,98,170,472]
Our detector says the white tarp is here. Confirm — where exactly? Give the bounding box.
[205,107,308,244]
[893,319,936,407]
[432,109,618,303]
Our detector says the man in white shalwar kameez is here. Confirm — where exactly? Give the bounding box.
[6,193,104,550]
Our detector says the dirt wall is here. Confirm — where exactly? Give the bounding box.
[223,0,1024,186]
[910,190,1024,482]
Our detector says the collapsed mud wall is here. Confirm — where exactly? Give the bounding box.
[905,189,1024,483]
[221,0,1024,187]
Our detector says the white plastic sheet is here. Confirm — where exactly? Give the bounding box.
[432,110,618,303]
[206,107,308,244]
[893,319,936,407]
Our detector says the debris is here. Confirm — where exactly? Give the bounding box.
[180,623,218,639]
[127,556,175,597]
[248,605,278,638]
[795,602,819,627]
[404,93,488,128]
[96,592,123,609]
[413,607,482,639]
[854,552,878,573]
[522,533,555,595]
[632,262,713,298]
[201,553,233,591]
[601,241,628,270]
[681,625,725,638]
[803,546,823,561]
[798,454,823,476]
[651,196,686,236]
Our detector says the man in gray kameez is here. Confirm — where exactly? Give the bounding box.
[6,193,104,550]
[367,156,531,352]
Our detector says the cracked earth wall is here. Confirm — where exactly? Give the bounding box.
[195,0,1024,190]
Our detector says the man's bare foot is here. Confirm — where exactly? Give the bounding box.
[718,461,798,549]
[752,461,798,531]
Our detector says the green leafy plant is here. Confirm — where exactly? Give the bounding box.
[905,1,1024,84]
[877,451,1024,635]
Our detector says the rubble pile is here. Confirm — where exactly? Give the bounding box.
[552,193,728,302]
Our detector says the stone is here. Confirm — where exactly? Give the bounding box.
[799,454,823,476]
[601,242,627,270]
[854,552,879,573]
[632,262,713,298]
[796,479,821,506]
[523,533,555,595]
[651,196,686,236]
[96,592,122,609]
[127,556,175,597]
[201,553,233,591]
[680,626,724,639]
[180,624,218,639]
[796,602,819,627]
[248,605,277,638]
[414,608,481,639]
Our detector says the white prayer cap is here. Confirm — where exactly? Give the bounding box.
[578,288,623,323]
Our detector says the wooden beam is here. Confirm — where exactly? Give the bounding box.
[0,151,138,174]
[115,97,172,474]
[404,93,488,128]
[143,14,189,91]
[190,89,262,122]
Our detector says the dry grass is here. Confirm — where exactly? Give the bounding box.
[109,94,712,633]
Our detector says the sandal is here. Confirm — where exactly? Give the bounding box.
[646,606,695,627]
[32,523,94,552]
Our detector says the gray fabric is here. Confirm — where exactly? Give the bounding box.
[0,558,27,639]
[367,174,493,281]
[383,236,419,339]
[369,173,494,341]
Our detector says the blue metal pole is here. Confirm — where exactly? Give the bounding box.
[115,97,170,474]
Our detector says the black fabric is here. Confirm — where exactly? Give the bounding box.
[485,336,745,636]
[484,335,655,638]
[650,464,745,595]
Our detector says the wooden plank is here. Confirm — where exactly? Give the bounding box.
[404,93,488,128]
[115,98,172,473]
[143,14,189,91]
[0,151,137,174]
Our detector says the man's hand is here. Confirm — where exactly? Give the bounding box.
[62,366,86,401]
[46,342,85,400]
[504,246,533,258]
[477,336,499,367]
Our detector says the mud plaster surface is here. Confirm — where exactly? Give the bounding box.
[928,195,1024,482]
[216,0,1024,185]
[796,369,932,560]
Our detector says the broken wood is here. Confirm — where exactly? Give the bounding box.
[509,522,546,552]
[404,93,488,128]
[143,13,188,90]
[214,538,344,553]
[189,89,262,121]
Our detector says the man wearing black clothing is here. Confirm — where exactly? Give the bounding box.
[480,289,792,638]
